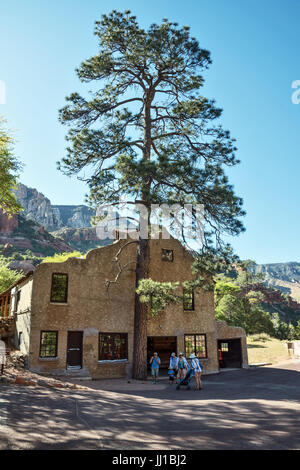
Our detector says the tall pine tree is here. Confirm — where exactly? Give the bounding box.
[59,11,245,379]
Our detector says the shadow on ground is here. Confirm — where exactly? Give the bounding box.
[1,363,300,450]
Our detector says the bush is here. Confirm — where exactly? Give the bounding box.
[248,333,271,343]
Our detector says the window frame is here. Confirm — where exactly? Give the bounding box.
[161,249,174,262]
[98,332,128,361]
[183,289,195,311]
[39,330,58,358]
[184,334,207,359]
[50,273,68,303]
[221,342,229,352]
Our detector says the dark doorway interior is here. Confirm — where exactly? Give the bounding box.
[218,338,242,368]
[147,336,177,369]
[67,331,83,369]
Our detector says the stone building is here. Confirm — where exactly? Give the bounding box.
[0,236,248,378]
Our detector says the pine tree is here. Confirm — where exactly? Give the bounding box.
[58,10,245,379]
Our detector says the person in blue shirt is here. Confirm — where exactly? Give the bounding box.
[149,352,161,384]
[168,352,179,384]
[189,353,203,390]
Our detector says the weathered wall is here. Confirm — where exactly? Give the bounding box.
[29,240,136,377]
[216,320,249,368]
[26,237,219,378]
[14,278,33,358]
[148,238,219,374]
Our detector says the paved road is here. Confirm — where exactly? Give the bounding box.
[1,361,300,450]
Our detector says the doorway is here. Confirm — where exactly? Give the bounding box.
[147,336,177,369]
[67,331,83,369]
[218,338,242,368]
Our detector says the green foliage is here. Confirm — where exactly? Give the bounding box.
[248,333,271,343]
[58,10,246,334]
[136,279,181,316]
[271,312,296,341]
[0,257,22,293]
[58,10,245,250]
[42,251,85,264]
[214,265,275,336]
[0,117,23,215]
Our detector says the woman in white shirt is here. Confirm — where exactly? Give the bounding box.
[189,353,202,390]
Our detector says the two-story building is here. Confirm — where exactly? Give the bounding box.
[0,236,248,378]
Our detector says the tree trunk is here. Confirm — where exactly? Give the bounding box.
[132,237,150,379]
[132,90,153,380]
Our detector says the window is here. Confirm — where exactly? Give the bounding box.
[184,334,207,359]
[162,249,174,262]
[221,342,228,352]
[40,331,58,358]
[99,333,128,361]
[50,273,68,303]
[18,332,23,347]
[183,289,194,310]
[16,290,21,310]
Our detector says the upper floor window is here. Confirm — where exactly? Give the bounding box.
[99,333,128,361]
[50,273,68,303]
[183,289,194,310]
[16,290,21,310]
[162,249,174,262]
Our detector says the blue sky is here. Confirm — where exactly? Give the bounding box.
[1,0,300,264]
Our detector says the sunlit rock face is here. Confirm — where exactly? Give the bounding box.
[13,184,94,231]
[0,210,18,234]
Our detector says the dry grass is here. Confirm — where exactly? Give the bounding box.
[247,334,292,364]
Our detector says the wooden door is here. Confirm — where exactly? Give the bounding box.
[67,331,83,369]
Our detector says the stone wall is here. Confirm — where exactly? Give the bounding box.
[148,238,219,374]
[29,240,136,377]
[19,237,219,378]
[216,321,249,368]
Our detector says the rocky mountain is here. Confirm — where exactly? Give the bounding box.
[253,262,300,303]
[0,213,73,273]
[14,183,94,232]
[51,227,112,252]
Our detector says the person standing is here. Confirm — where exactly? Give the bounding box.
[189,353,202,390]
[177,352,188,381]
[0,336,6,376]
[168,352,178,384]
[149,352,161,384]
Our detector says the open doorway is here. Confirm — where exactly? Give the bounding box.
[147,336,177,369]
[218,338,242,368]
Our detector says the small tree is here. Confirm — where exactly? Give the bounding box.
[0,117,22,215]
[59,11,245,378]
[0,257,22,294]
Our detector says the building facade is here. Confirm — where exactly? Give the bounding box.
[0,237,248,378]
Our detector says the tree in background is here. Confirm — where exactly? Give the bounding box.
[0,257,22,293]
[59,11,245,378]
[0,117,22,215]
